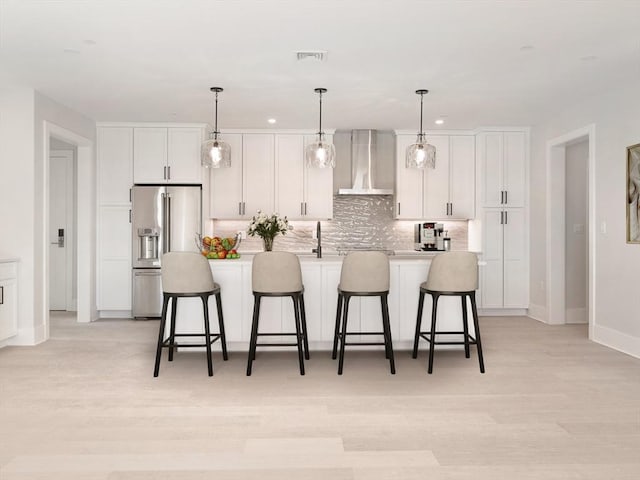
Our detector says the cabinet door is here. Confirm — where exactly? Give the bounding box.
[503,131,526,208]
[480,209,504,308]
[423,136,450,219]
[97,206,132,310]
[449,135,475,219]
[503,208,528,307]
[304,134,333,219]
[243,134,275,217]
[275,134,305,219]
[167,127,202,184]
[98,127,133,204]
[395,134,423,219]
[133,128,168,183]
[0,276,17,341]
[210,134,244,219]
[478,132,503,208]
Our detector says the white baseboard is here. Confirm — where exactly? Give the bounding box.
[527,303,547,323]
[98,310,133,319]
[478,308,528,317]
[7,323,47,346]
[566,307,588,324]
[592,324,640,359]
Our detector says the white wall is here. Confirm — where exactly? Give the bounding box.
[530,82,640,355]
[0,87,95,345]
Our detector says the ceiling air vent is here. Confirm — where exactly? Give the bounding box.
[296,50,327,62]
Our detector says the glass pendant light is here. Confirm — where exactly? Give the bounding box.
[305,87,336,168]
[201,87,231,168]
[406,89,436,169]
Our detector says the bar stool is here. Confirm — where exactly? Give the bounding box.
[153,251,228,377]
[412,251,485,374]
[246,252,309,376]
[332,251,395,375]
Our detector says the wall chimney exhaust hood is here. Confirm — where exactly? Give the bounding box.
[337,129,394,195]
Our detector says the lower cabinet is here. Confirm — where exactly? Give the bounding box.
[0,261,18,342]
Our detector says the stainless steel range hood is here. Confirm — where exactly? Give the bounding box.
[337,129,394,195]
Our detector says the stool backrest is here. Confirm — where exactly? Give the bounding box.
[339,251,390,293]
[161,251,215,294]
[252,252,303,293]
[425,251,478,292]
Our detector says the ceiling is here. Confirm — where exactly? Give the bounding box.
[1,0,639,131]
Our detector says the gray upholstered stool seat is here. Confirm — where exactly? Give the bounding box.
[332,251,395,375]
[412,251,485,373]
[153,251,228,377]
[246,252,309,376]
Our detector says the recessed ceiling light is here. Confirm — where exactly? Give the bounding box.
[83,39,96,45]
[520,45,534,51]
[268,118,277,124]
[435,119,445,125]
[63,48,80,54]
[580,55,598,62]
[295,50,327,62]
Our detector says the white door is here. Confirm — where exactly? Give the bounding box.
[49,150,74,311]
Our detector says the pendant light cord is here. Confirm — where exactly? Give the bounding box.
[419,91,424,136]
[214,91,219,140]
[318,90,323,136]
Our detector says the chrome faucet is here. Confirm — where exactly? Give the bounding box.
[312,221,322,258]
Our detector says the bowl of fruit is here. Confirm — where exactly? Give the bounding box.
[197,233,242,260]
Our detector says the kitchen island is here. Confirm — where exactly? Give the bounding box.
[169,252,479,351]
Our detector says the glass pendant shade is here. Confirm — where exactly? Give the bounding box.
[305,133,336,168]
[406,89,436,169]
[201,87,231,168]
[307,87,336,168]
[406,134,436,169]
[202,132,231,168]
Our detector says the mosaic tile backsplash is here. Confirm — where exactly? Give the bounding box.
[210,195,469,253]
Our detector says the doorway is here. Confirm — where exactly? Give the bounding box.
[546,124,596,338]
[49,143,76,312]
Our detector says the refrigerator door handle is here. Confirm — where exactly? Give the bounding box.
[166,194,172,252]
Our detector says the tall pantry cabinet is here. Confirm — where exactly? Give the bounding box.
[476,130,529,309]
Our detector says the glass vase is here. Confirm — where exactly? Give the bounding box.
[262,236,274,252]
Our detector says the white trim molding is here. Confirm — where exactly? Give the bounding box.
[593,324,640,359]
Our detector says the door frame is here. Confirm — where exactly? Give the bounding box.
[43,122,94,333]
[545,124,596,338]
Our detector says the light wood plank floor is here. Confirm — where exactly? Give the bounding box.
[1,314,640,479]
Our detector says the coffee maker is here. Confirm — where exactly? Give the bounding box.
[414,222,445,251]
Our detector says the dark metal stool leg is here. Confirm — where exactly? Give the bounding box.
[461,294,470,359]
[215,291,229,361]
[292,295,305,375]
[412,290,425,358]
[202,294,213,377]
[381,294,395,374]
[332,293,343,359]
[470,292,485,373]
[153,295,170,377]
[337,295,350,375]
[428,293,439,374]
[168,296,177,361]
[300,293,310,360]
[246,294,261,376]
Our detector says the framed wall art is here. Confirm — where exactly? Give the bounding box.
[627,143,640,243]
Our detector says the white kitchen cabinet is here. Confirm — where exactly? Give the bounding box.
[209,133,244,218]
[275,134,333,220]
[133,127,203,184]
[97,127,133,204]
[0,261,18,342]
[395,134,424,219]
[396,134,474,220]
[97,206,131,311]
[477,131,527,208]
[210,133,274,219]
[480,207,528,308]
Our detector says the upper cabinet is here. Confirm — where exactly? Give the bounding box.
[210,131,333,220]
[209,133,275,219]
[395,134,475,220]
[275,134,333,220]
[133,126,203,184]
[477,131,526,208]
[97,127,133,204]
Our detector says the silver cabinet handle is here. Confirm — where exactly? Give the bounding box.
[397,203,401,215]
[504,190,508,205]
[500,211,504,225]
[304,202,307,215]
[167,165,171,180]
[0,286,3,305]
[163,166,167,180]
[301,202,304,215]
[504,210,508,224]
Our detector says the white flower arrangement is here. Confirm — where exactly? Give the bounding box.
[247,210,291,241]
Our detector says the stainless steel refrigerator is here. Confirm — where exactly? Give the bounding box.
[131,184,202,318]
